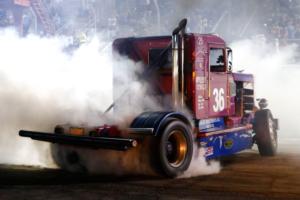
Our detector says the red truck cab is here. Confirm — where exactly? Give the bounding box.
[113,33,252,121]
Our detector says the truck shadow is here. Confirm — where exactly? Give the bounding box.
[0,165,162,186]
[220,150,262,166]
[0,151,262,186]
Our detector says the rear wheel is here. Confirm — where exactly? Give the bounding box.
[52,126,86,172]
[51,144,86,172]
[254,109,277,156]
[158,120,193,177]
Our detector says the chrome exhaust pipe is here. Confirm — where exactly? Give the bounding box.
[180,20,186,108]
[172,19,187,110]
[172,31,180,108]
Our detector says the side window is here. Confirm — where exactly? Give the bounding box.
[210,48,226,72]
[149,48,172,69]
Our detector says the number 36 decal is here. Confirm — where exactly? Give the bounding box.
[213,88,225,112]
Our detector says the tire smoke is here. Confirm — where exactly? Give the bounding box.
[179,145,221,178]
[0,28,151,167]
[230,38,300,141]
[0,28,222,177]
[5,27,294,178]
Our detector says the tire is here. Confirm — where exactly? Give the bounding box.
[52,126,86,172]
[254,109,277,156]
[51,144,86,173]
[158,120,193,177]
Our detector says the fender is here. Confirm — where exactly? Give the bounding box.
[130,111,192,136]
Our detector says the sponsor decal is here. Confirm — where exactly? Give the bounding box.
[199,142,207,147]
[224,139,234,149]
[205,146,214,156]
[197,95,205,110]
[239,133,251,138]
[198,117,224,130]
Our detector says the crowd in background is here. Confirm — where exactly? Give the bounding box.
[0,9,13,27]
[1,0,300,45]
[264,0,300,41]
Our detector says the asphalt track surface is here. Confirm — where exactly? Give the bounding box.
[0,140,300,200]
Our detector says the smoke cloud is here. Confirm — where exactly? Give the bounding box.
[0,28,149,166]
[179,146,221,178]
[0,27,220,178]
[4,0,297,177]
[231,38,300,140]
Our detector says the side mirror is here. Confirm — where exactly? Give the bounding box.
[227,48,233,71]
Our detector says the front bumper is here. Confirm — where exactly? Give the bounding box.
[19,130,137,151]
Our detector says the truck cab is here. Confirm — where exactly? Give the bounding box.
[113,33,254,122]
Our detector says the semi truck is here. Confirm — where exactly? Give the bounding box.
[19,19,278,177]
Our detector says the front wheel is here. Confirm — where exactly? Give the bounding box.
[254,109,278,156]
[158,120,193,177]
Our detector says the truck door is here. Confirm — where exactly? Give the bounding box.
[208,46,229,117]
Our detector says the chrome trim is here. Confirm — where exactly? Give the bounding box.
[172,33,180,108]
[198,124,253,137]
[127,128,154,135]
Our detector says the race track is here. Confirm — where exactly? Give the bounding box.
[0,140,300,200]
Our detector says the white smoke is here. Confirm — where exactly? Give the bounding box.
[6,26,288,178]
[3,28,295,178]
[179,36,300,177]
[231,38,300,140]
[0,28,153,166]
[0,27,220,178]
[179,146,221,178]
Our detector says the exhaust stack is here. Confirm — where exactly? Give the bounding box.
[172,19,187,110]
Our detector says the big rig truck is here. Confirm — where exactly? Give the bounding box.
[19,19,278,177]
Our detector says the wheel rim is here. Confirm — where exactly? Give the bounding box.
[268,117,277,147]
[165,130,187,167]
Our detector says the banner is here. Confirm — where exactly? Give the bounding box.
[14,0,30,7]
